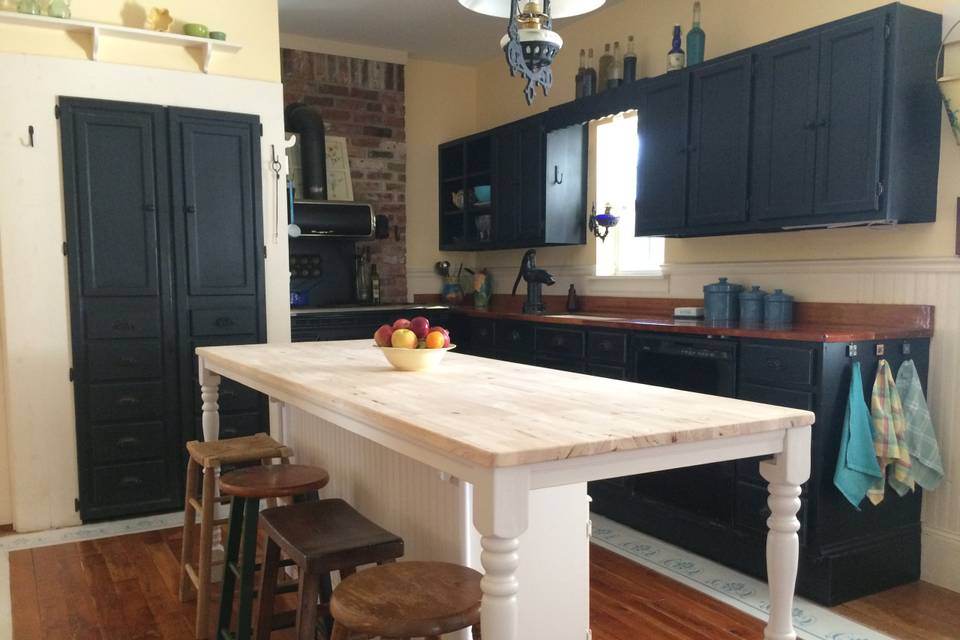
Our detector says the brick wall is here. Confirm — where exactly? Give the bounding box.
[281,49,407,303]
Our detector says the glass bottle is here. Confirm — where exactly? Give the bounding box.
[598,43,614,92]
[607,41,623,90]
[667,24,685,72]
[687,2,705,66]
[623,35,638,83]
[575,48,586,98]
[582,48,598,97]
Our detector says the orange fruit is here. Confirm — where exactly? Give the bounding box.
[425,331,446,349]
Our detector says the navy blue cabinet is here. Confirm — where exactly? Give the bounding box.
[61,99,266,521]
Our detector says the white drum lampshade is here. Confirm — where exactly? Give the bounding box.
[458,0,606,19]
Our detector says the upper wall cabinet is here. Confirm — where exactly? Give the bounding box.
[439,113,586,251]
[634,3,941,237]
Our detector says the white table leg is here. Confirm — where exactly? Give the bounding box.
[199,362,224,557]
[760,426,811,640]
[472,468,530,640]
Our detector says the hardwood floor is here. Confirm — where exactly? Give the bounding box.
[8,527,960,639]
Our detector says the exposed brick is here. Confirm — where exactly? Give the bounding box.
[350,87,380,101]
[369,150,394,159]
[303,95,335,108]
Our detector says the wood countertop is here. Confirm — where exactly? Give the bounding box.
[196,340,814,468]
[418,295,934,343]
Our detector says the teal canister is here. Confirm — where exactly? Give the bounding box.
[764,289,794,328]
[703,277,743,325]
[739,285,766,327]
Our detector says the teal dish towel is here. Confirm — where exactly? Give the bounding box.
[834,362,883,508]
[893,359,944,493]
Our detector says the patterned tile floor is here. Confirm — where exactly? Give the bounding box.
[0,511,893,640]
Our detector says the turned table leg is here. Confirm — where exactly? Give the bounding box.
[199,362,225,558]
[473,468,530,640]
[760,426,811,640]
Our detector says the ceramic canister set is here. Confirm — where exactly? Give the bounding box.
[703,277,794,328]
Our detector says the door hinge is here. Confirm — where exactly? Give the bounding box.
[259,123,264,137]
[62,241,68,256]
[69,367,75,381]
[55,104,61,119]
[586,518,593,539]
[884,22,891,39]
[263,245,268,260]
[74,498,80,512]
[877,181,885,198]
[745,197,751,213]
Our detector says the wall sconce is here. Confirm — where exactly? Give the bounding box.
[938,19,960,145]
[459,0,605,105]
[589,203,619,242]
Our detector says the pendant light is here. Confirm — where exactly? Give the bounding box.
[459,0,606,105]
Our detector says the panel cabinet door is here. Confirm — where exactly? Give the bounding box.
[813,13,886,217]
[518,117,545,243]
[169,108,262,296]
[687,54,753,228]
[494,124,521,246]
[64,104,165,298]
[635,72,690,235]
[544,124,586,245]
[751,34,820,221]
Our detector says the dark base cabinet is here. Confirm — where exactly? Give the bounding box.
[291,308,451,343]
[60,98,267,522]
[454,314,930,605]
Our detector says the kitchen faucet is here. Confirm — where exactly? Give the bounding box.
[511,249,555,314]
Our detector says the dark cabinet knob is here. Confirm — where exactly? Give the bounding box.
[119,476,143,488]
[214,316,235,328]
[599,340,612,351]
[510,330,521,342]
[116,395,140,406]
[186,205,197,214]
[113,319,135,331]
[552,336,565,347]
[766,357,784,370]
[117,436,139,448]
[118,356,138,366]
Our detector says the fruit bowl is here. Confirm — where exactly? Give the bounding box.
[376,345,456,372]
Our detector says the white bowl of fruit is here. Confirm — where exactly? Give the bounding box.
[373,316,455,371]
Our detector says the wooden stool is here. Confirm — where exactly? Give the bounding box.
[329,561,482,640]
[179,433,293,639]
[217,465,330,640]
[254,499,405,640]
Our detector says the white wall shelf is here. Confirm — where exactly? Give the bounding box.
[0,10,242,73]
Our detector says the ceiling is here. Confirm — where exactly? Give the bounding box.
[277,0,617,64]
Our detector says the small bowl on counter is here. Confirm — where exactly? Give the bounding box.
[376,345,456,371]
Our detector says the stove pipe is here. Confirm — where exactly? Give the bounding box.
[285,102,327,200]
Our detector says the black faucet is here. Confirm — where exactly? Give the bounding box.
[511,249,556,315]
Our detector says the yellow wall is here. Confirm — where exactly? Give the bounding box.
[405,58,480,273]
[0,0,280,81]
[465,0,953,268]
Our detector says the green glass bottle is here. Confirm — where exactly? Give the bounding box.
[687,2,706,66]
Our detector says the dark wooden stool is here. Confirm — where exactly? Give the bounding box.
[180,433,292,639]
[216,464,330,640]
[329,561,482,640]
[254,499,405,640]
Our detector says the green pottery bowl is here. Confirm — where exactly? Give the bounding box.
[209,31,227,41]
[183,23,209,38]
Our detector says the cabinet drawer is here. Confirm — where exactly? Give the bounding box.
[192,378,261,414]
[469,318,496,350]
[736,383,815,483]
[740,343,817,387]
[85,301,161,339]
[536,326,585,359]
[89,381,164,422]
[190,307,256,336]
[536,356,586,373]
[495,321,535,353]
[91,460,166,508]
[87,340,162,381]
[91,422,165,464]
[735,480,808,544]
[588,331,627,364]
[195,412,264,441]
[587,363,628,380]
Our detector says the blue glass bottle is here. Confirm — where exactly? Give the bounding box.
[687,2,706,66]
[667,25,685,72]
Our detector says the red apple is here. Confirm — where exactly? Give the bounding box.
[392,318,412,330]
[410,316,430,339]
[373,324,394,347]
[390,328,418,349]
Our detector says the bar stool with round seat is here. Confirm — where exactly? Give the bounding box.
[254,499,405,640]
[329,561,482,640]
[216,464,330,640]
[179,433,293,639]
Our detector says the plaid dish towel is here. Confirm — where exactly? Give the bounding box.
[892,359,944,493]
[867,359,911,505]
[834,362,883,508]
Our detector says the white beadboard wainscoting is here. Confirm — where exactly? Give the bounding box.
[407,256,960,593]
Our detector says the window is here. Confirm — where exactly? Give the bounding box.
[594,111,664,276]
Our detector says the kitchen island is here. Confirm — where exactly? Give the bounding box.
[196,340,814,640]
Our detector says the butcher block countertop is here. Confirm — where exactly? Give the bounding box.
[416,295,935,343]
[196,340,814,468]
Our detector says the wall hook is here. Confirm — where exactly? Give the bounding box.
[22,125,35,148]
[554,165,563,184]
[875,343,886,357]
[847,343,858,358]
[902,342,912,356]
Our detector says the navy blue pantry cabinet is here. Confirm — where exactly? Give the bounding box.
[630,3,942,237]
[60,98,267,522]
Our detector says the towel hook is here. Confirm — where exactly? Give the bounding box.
[847,343,858,358]
[554,165,564,184]
[902,342,912,356]
[875,344,886,357]
[21,125,35,148]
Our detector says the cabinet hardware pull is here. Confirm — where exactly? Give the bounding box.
[112,320,135,331]
[117,436,139,448]
[186,205,197,213]
[600,341,611,351]
[119,476,143,488]
[116,396,139,406]
[143,203,156,212]
[511,330,521,341]
[816,119,829,128]
[552,336,565,347]
[554,165,564,184]
[766,358,783,370]
[214,316,235,328]
[118,357,138,366]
